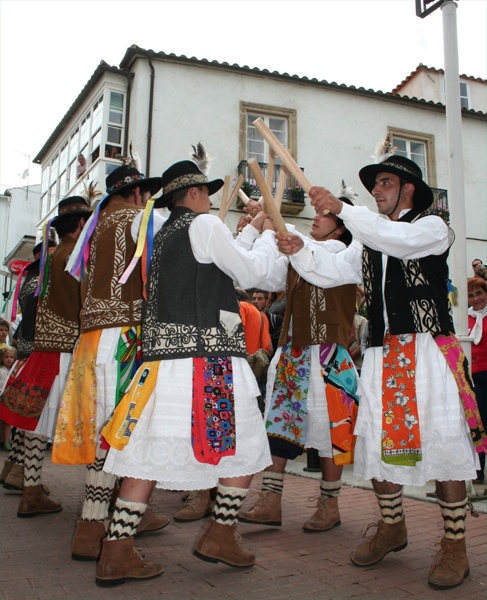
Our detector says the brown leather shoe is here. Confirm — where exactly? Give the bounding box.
[173,489,213,522]
[3,463,24,491]
[17,485,62,518]
[194,520,255,568]
[136,508,170,534]
[95,538,164,587]
[0,459,14,484]
[71,520,107,561]
[428,537,469,589]
[350,519,407,566]
[303,496,341,532]
[238,492,282,526]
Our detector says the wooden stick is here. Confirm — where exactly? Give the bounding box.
[275,166,288,211]
[218,176,230,220]
[253,117,329,214]
[248,158,288,236]
[253,118,312,193]
[263,148,275,211]
[237,189,250,206]
[220,174,244,222]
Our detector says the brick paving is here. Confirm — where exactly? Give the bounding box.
[1,453,486,600]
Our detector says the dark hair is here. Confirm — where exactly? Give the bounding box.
[235,287,249,302]
[0,317,9,330]
[53,215,85,237]
[253,290,269,299]
[168,187,190,211]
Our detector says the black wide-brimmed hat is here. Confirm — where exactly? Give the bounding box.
[51,196,93,225]
[155,160,224,209]
[104,165,162,205]
[359,155,433,212]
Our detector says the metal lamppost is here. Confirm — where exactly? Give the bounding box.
[416,0,470,350]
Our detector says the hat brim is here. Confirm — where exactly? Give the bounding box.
[102,176,163,208]
[154,178,224,209]
[51,208,93,226]
[359,164,433,212]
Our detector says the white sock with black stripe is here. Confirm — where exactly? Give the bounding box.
[106,498,147,540]
[213,484,248,526]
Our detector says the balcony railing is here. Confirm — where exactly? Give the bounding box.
[237,160,306,204]
[430,187,449,222]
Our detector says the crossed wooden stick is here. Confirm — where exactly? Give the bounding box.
[218,117,323,235]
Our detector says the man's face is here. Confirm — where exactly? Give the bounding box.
[371,172,412,220]
[472,260,482,273]
[252,293,267,311]
[0,326,8,343]
[310,213,342,242]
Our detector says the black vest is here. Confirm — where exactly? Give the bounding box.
[362,210,454,348]
[142,208,246,360]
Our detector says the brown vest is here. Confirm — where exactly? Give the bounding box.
[34,239,81,353]
[278,267,356,348]
[80,197,143,332]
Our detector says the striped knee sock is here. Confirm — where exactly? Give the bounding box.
[8,429,25,465]
[23,433,48,487]
[80,447,118,522]
[320,479,342,500]
[262,471,284,495]
[439,497,467,540]
[376,489,404,524]
[213,484,248,526]
[106,498,147,540]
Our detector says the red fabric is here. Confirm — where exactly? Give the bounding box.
[0,351,60,430]
[191,356,236,465]
[239,302,272,354]
[469,314,487,373]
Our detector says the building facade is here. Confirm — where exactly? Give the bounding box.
[33,47,486,264]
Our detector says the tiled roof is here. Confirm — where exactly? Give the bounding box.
[34,51,487,165]
[392,63,487,94]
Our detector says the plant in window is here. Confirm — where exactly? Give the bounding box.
[242,181,260,198]
[286,184,305,203]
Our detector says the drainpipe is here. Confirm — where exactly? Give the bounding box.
[146,52,155,176]
[120,69,134,158]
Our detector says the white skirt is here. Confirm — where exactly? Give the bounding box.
[353,333,478,485]
[265,345,336,458]
[103,356,272,489]
[34,352,72,440]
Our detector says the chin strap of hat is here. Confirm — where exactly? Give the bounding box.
[384,179,404,218]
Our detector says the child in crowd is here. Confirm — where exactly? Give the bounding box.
[0,317,10,351]
[0,345,17,450]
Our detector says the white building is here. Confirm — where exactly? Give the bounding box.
[0,184,39,313]
[33,47,487,266]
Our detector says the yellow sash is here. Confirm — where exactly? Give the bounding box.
[101,361,159,450]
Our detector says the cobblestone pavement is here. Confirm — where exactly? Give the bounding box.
[1,454,486,600]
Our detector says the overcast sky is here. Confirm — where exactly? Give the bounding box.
[1,0,485,191]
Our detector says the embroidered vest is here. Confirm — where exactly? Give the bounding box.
[16,268,39,359]
[362,211,454,347]
[34,239,81,353]
[142,209,246,361]
[278,266,357,348]
[80,197,143,332]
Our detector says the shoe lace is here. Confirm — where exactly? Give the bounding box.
[430,542,455,572]
[467,501,480,518]
[307,495,325,508]
[185,490,203,508]
[361,522,379,540]
[133,546,145,560]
